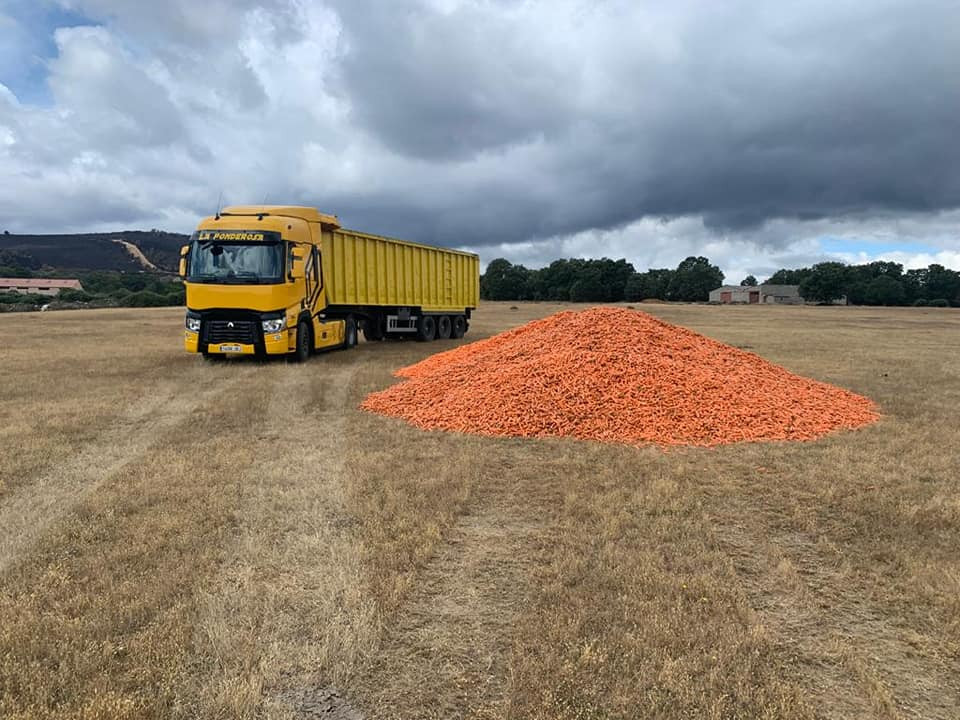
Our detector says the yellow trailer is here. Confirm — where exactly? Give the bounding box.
[325,228,478,312]
[180,206,479,361]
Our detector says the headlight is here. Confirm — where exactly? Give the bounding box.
[262,317,287,333]
[185,316,201,333]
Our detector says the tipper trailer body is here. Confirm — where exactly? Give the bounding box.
[180,206,480,360]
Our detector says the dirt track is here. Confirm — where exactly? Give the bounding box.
[112,238,160,270]
[1,303,959,718]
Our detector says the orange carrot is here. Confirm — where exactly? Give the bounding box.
[360,307,880,448]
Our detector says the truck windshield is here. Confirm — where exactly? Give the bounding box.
[187,231,285,284]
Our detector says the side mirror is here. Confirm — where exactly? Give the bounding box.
[178,245,190,277]
[289,249,306,279]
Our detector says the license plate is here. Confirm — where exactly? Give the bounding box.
[219,344,243,353]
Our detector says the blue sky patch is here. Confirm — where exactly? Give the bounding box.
[818,236,937,258]
[0,0,97,105]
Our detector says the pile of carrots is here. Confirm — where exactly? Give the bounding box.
[361,307,879,448]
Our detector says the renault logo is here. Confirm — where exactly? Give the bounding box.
[227,322,234,328]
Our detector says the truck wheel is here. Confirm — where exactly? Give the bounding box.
[451,315,467,339]
[344,317,358,348]
[293,320,312,363]
[436,315,452,340]
[416,315,436,341]
[363,315,384,342]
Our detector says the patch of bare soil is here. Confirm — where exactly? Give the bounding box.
[112,238,159,270]
[274,687,363,720]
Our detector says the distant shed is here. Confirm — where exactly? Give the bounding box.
[0,278,84,296]
[709,284,804,305]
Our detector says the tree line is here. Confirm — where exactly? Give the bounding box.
[481,256,724,302]
[770,261,960,306]
[481,256,960,306]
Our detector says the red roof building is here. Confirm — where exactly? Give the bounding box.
[0,278,84,296]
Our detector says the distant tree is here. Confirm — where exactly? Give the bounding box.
[767,268,813,285]
[0,249,38,270]
[845,261,904,305]
[925,264,960,306]
[480,258,531,300]
[595,258,636,301]
[124,290,177,307]
[0,265,32,278]
[0,291,49,305]
[863,275,906,306]
[569,276,602,302]
[799,262,848,303]
[625,268,674,301]
[667,256,724,302]
[3,230,9,235]
[535,259,579,301]
[58,288,94,303]
[902,268,927,304]
[740,275,758,286]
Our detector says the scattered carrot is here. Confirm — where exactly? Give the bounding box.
[361,307,880,448]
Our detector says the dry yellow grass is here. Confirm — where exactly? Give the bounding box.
[1,302,958,719]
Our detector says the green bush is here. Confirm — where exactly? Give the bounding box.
[59,288,94,303]
[0,291,49,305]
[0,266,33,278]
[912,298,928,307]
[928,298,950,308]
[124,290,174,307]
[162,286,186,304]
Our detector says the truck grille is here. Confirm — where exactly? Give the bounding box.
[206,320,257,344]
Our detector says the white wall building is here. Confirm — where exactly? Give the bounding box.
[708,284,804,304]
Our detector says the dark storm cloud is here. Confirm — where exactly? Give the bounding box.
[331,1,573,161]
[324,0,960,245]
[3,0,959,272]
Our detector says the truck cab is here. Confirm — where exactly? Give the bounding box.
[181,206,350,361]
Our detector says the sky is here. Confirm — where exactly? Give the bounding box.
[1,0,958,282]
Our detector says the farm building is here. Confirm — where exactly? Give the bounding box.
[0,278,84,296]
[709,284,804,305]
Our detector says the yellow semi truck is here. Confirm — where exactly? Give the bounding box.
[180,206,479,361]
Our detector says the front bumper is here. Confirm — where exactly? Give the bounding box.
[184,309,291,356]
[186,335,289,355]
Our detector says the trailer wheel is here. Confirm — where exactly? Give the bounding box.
[293,320,312,363]
[363,315,384,342]
[451,315,467,339]
[344,317,358,348]
[416,315,436,341]
[436,315,452,340]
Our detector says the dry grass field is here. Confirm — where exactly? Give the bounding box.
[1,301,958,719]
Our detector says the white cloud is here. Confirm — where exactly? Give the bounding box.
[0,0,956,279]
[468,211,960,280]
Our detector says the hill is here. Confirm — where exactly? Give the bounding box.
[0,230,189,274]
